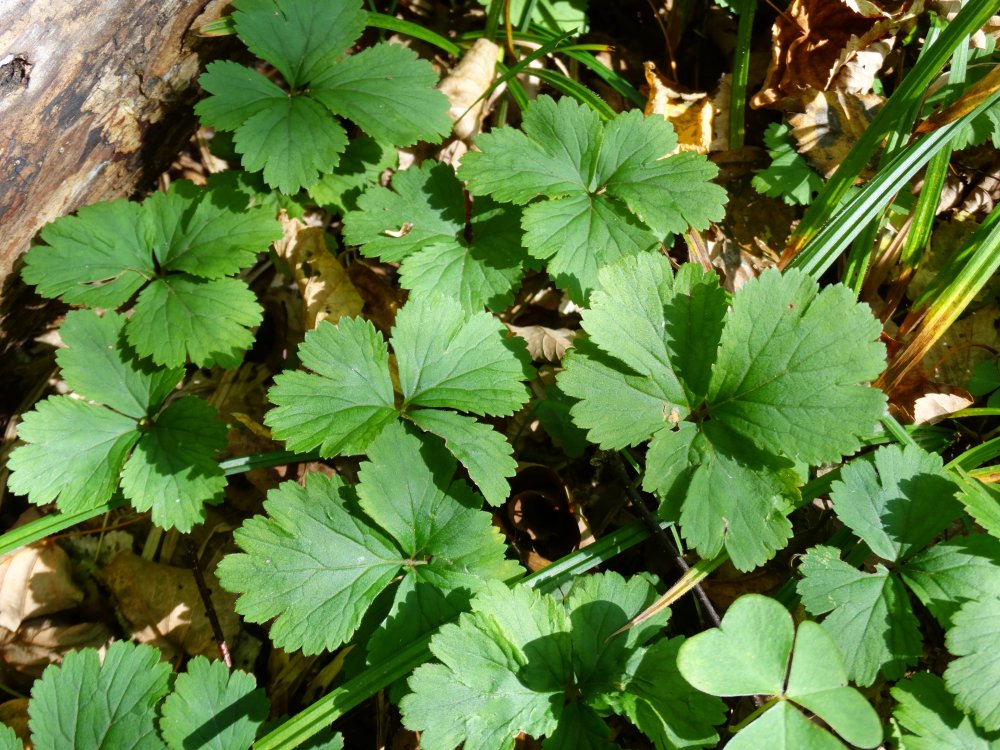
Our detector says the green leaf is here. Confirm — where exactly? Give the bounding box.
[7,397,139,512]
[944,597,1000,732]
[678,594,882,749]
[310,43,452,147]
[708,268,886,464]
[752,121,825,206]
[893,673,1000,749]
[196,0,449,193]
[394,294,531,415]
[901,535,1000,628]
[29,641,170,750]
[56,310,182,420]
[797,545,921,686]
[217,472,401,655]
[343,161,529,311]
[160,656,269,750]
[956,470,1000,540]
[407,409,517,507]
[830,444,962,562]
[266,316,397,456]
[402,572,691,750]
[459,95,726,301]
[23,199,152,308]
[120,397,228,533]
[308,135,397,213]
[0,725,21,750]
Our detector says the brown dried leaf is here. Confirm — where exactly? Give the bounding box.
[275,213,364,329]
[0,619,112,678]
[96,551,239,661]
[0,544,84,632]
[438,38,500,141]
[508,324,576,362]
[0,699,29,745]
[913,391,973,425]
[643,62,716,154]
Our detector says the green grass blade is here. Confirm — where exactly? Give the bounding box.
[728,0,755,149]
[528,68,615,118]
[364,12,461,56]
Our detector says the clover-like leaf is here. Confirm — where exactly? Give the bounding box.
[944,596,1000,732]
[343,161,530,311]
[267,296,531,503]
[196,0,450,194]
[459,95,726,300]
[7,311,227,531]
[22,180,280,368]
[678,594,882,750]
[29,641,170,750]
[218,423,520,655]
[893,673,1000,749]
[160,657,268,750]
[402,572,718,750]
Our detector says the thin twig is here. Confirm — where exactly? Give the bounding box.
[182,536,232,668]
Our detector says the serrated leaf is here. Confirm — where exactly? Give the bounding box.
[217,473,401,655]
[56,310,182,420]
[232,0,366,89]
[343,161,528,311]
[830,444,962,562]
[266,316,397,455]
[7,397,138,512]
[29,641,170,750]
[678,595,882,749]
[120,397,228,533]
[798,545,921,686]
[394,294,531,414]
[459,95,726,301]
[955,469,1000,540]
[160,656,268,750]
[129,276,262,368]
[356,423,522,589]
[308,135,397,213]
[708,268,886,465]
[195,61,286,131]
[0,724,21,750]
[24,199,152,308]
[893,673,1000,749]
[752,121,825,206]
[900,535,1000,628]
[407,409,517,507]
[944,597,1000,731]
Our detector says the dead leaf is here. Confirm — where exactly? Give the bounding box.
[508,324,576,362]
[913,391,974,424]
[438,38,500,141]
[0,699,29,744]
[275,212,364,329]
[0,544,84,632]
[751,0,919,109]
[643,62,716,154]
[0,620,112,678]
[96,551,239,662]
[787,88,882,178]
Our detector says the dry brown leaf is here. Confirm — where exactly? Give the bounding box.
[0,544,84,632]
[751,0,918,109]
[787,89,882,178]
[913,391,974,424]
[437,38,500,141]
[0,620,112,678]
[643,62,716,154]
[0,699,30,744]
[275,212,364,329]
[508,324,576,362]
[96,551,239,662]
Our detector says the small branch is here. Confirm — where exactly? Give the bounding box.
[182,536,232,668]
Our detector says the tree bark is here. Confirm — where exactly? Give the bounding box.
[0,0,233,347]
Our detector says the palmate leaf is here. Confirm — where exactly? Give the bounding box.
[459,95,726,301]
[678,595,882,750]
[196,0,450,194]
[343,161,529,311]
[218,423,519,654]
[559,255,886,569]
[266,295,530,504]
[7,311,226,531]
[29,641,171,750]
[401,572,718,750]
[893,674,1000,749]
[944,597,1000,732]
[22,180,280,368]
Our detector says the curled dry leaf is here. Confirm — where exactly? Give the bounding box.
[437,38,500,141]
[275,212,364,329]
[0,544,84,632]
[96,551,239,662]
[751,0,920,109]
[508,324,576,362]
[0,619,112,679]
[643,62,717,154]
[913,391,974,425]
